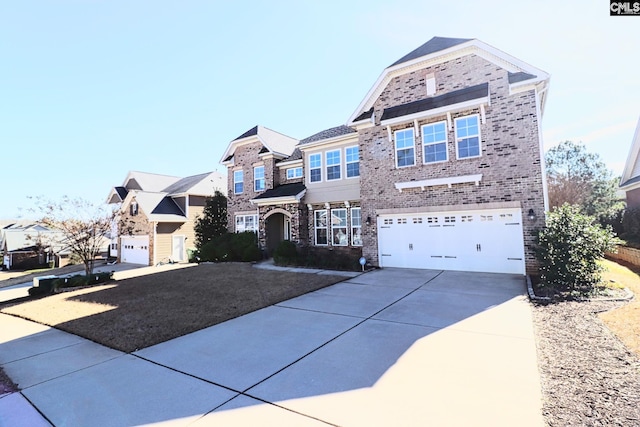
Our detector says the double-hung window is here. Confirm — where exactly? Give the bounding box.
[254,165,265,191]
[351,207,362,246]
[395,128,415,167]
[235,214,257,233]
[326,150,341,180]
[309,153,322,183]
[331,209,348,246]
[233,170,244,194]
[314,210,328,245]
[422,121,448,163]
[345,146,359,178]
[286,167,303,179]
[455,115,481,159]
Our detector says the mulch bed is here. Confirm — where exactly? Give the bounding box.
[532,299,640,426]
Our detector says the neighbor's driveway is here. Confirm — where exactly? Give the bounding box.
[0,268,543,426]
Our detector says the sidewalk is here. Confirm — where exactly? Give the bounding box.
[0,268,544,426]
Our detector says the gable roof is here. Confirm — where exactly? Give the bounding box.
[348,37,550,125]
[220,125,298,164]
[390,37,472,67]
[299,125,357,145]
[126,191,187,223]
[620,117,640,189]
[250,183,307,206]
[123,171,181,192]
[161,171,225,196]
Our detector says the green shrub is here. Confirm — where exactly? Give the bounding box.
[273,240,299,265]
[621,207,640,246]
[53,272,113,289]
[196,232,262,263]
[536,204,620,297]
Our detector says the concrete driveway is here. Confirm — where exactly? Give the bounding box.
[0,267,543,426]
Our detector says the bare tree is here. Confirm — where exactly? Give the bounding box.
[31,196,116,276]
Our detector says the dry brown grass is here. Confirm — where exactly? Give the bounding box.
[1,263,346,353]
[598,259,640,358]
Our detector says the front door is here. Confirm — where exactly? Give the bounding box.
[172,236,185,262]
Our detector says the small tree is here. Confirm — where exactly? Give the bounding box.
[194,191,227,249]
[31,196,116,276]
[536,204,619,296]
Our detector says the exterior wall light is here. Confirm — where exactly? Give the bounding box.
[366,216,371,226]
[528,209,536,221]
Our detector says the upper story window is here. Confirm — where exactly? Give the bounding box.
[422,121,448,163]
[254,165,265,192]
[309,153,322,183]
[455,115,481,159]
[345,146,359,178]
[233,170,244,194]
[395,128,415,168]
[286,167,303,179]
[326,150,341,181]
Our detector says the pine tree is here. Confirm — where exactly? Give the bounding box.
[194,191,228,249]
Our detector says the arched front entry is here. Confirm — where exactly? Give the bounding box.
[264,209,292,255]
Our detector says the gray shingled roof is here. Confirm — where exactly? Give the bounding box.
[300,125,356,145]
[353,107,374,123]
[252,183,306,200]
[162,172,212,194]
[115,186,128,200]
[233,126,258,141]
[390,37,472,67]
[381,83,488,121]
[278,148,303,163]
[508,71,537,84]
[151,197,185,216]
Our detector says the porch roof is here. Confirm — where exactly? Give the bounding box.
[251,183,307,206]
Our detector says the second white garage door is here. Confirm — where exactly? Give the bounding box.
[120,236,150,265]
[377,208,525,275]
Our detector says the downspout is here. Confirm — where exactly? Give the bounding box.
[535,86,550,213]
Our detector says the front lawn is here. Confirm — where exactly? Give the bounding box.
[0,263,346,353]
[598,258,640,358]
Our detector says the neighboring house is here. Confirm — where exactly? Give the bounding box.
[221,37,550,275]
[620,117,640,209]
[107,170,227,265]
[0,223,70,269]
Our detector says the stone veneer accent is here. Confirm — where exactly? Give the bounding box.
[358,54,546,274]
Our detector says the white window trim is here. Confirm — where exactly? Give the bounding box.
[325,149,342,181]
[233,170,244,194]
[309,153,322,184]
[286,166,303,179]
[235,214,258,233]
[351,207,362,247]
[422,121,449,164]
[331,208,348,246]
[253,165,265,192]
[394,128,416,168]
[454,114,482,160]
[314,209,328,246]
[345,145,360,179]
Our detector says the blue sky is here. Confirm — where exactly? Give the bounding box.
[2,0,638,219]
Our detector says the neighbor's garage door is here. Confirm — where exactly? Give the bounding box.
[120,236,150,265]
[377,208,525,274]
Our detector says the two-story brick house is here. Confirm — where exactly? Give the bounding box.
[221,37,550,275]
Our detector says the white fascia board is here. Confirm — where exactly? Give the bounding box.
[250,190,306,206]
[394,174,482,192]
[621,117,640,184]
[349,119,375,130]
[106,188,123,204]
[380,96,490,127]
[219,135,260,164]
[277,159,303,169]
[298,134,358,151]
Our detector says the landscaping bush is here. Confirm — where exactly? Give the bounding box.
[273,240,299,265]
[196,232,262,263]
[536,204,620,297]
[621,207,640,247]
[53,272,113,289]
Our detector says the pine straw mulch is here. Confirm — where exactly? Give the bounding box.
[532,299,640,426]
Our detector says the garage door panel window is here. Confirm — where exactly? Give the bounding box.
[422,121,448,164]
[455,115,481,159]
[314,210,328,245]
[331,209,348,246]
[395,128,415,168]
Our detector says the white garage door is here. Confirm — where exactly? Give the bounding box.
[377,208,525,274]
[120,236,150,265]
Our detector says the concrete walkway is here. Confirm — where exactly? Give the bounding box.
[0,266,543,426]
